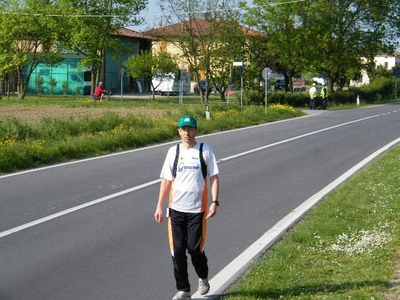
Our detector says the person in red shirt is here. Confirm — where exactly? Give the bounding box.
[93,82,107,100]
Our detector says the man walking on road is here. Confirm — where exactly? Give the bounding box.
[154,115,220,300]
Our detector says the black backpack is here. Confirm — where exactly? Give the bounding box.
[172,143,207,179]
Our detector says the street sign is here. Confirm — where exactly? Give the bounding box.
[232,61,244,106]
[262,67,273,113]
[233,61,243,66]
[262,67,273,80]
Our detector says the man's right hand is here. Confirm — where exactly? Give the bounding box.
[154,208,163,223]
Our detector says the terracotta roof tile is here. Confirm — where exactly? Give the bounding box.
[142,18,261,38]
[112,27,150,39]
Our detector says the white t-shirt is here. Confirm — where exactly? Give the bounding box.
[160,142,219,213]
[309,86,317,98]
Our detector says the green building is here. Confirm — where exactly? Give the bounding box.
[26,28,151,96]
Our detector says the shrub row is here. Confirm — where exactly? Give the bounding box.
[244,77,397,108]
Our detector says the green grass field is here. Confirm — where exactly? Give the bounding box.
[222,145,400,299]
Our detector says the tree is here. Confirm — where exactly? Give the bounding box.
[245,0,397,93]
[245,0,308,92]
[246,0,309,91]
[0,0,66,99]
[57,0,147,93]
[124,51,178,99]
[0,59,15,99]
[147,0,244,103]
[206,15,251,101]
[306,0,396,92]
[34,74,45,94]
[49,77,57,95]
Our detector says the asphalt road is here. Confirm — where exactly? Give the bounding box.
[1,104,399,300]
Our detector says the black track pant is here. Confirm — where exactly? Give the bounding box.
[169,209,208,292]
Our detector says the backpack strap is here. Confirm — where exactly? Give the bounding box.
[172,142,207,179]
[199,143,207,179]
[172,143,180,178]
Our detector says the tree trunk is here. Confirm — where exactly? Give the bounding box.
[17,70,26,100]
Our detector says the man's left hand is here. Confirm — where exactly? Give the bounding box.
[206,203,217,219]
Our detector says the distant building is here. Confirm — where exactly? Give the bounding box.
[23,28,151,95]
[351,52,400,86]
[143,18,261,91]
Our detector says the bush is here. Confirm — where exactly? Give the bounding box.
[244,90,264,106]
[245,89,310,108]
[357,77,395,102]
[328,91,357,105]
[244,77,395,108]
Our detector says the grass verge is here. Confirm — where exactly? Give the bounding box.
[0,96,304,174]
[222,145,400,300]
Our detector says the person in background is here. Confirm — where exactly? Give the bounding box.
[320,84,327,110]
[154,115,220,300]
[309,83,317,110]
[93,82,107,100]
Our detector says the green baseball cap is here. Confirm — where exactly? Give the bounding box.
[178,115,198,128]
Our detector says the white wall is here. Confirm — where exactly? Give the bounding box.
[352,52,400,86]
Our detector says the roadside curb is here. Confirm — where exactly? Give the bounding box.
[192,137,400,299]
[303,109,329,115]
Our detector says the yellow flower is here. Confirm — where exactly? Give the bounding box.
[269,104,295,112]
[0,136,16,151]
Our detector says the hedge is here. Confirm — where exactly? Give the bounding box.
[244,77,397,108]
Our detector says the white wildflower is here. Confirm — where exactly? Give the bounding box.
[312,227,392,256]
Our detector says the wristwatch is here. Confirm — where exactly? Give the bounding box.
[212,200,220,206]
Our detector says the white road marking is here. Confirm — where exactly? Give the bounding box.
[217,114,379,163]
[0,111,394,241]
[192,136,400,299]
[0,179,160,238]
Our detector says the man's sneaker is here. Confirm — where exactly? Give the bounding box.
[172,291,191,300]
[198,278,210,295]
